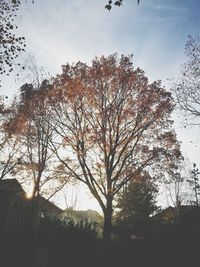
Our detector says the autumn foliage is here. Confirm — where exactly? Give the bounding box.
[45,54,181,243]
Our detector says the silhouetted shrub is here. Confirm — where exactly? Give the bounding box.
[37,216,99,243]
[0,216,101,267]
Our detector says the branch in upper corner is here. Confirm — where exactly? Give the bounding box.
[105,0,140,11]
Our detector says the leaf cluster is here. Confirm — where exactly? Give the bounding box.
[0,0,26,84]
[105,0,140,11]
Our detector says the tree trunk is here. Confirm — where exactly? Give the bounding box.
[31,175,41,198]
[103,196,113,245]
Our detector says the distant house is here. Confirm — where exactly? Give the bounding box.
[154,206,178,224]
[0,179,63,228]
[155,205,200,225]
[61,208,103,224]
[152,205,200,241]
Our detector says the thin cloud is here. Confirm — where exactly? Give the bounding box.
[154,4,182,12]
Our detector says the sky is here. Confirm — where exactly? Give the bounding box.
[1,0,200,212]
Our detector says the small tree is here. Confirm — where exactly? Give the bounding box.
[187,163,200,206]
[115,172,159,238]
[164,160,187,208]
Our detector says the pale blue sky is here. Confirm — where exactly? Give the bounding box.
[1,0,200,210]
[3,0,200,94]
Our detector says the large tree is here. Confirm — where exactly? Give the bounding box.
[46,54,181,244]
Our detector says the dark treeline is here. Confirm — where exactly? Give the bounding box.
[1,209,200,267]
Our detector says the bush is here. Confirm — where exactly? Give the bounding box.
[0,216,101,267]
[37,216,100,245]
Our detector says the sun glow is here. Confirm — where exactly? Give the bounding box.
[25,192,32,199]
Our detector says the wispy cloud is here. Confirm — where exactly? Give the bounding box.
[154,4,181,12]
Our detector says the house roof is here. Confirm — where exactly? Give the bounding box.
[0,179,63,214]
[0,179,26,196]
[154,205,200,224]
[36,196,63,214]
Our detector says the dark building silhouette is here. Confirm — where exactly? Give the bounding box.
[0,179,63,228]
